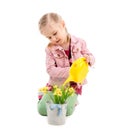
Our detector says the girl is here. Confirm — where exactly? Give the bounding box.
[37,12,95,116]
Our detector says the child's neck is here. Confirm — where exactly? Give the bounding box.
[62,42,70,50]
[61,34,71,50]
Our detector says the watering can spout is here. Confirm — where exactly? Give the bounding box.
[63,57,89,86]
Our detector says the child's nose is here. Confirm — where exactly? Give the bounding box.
[51,36,57,41]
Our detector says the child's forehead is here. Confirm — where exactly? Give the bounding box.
[47,21,59,29]
[42,23,59,35]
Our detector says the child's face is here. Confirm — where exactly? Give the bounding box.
[41,21,68,46]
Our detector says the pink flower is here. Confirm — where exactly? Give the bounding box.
[46,83,53,91]
[70,81,82,95]
[38,95,43,100]
[75,86,82,95]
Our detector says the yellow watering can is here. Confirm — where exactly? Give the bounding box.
[63,57,89,85]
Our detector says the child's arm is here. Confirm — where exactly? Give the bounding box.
[45,47,70,79]
[80,39,95,66]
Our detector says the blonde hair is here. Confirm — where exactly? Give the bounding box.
[38,12,70,48]
[38,12,62,32]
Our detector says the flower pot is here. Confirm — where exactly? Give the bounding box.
[46,101,67,125]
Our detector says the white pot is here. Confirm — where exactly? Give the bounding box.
[46,101,67,125]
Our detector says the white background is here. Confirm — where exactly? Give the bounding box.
[0,0,120,129]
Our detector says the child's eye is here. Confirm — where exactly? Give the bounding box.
[53,32,57,35]
[48,37,51,40]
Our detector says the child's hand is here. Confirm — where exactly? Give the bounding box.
[83,54,94,66]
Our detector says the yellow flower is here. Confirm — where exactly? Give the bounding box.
[38,86,48,94]
[53,88,62,96]
[68,87,74,94]
[38,84,76,104]
[53,85,58,89]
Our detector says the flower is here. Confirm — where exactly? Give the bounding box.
[38,84,75,104]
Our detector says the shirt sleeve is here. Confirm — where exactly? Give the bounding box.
[80,39,95,66]
[45,47,70,79]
